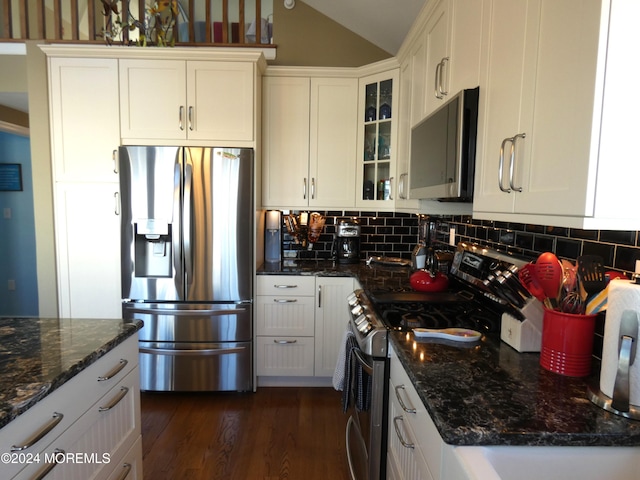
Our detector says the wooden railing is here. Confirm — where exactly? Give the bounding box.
[0,0,274,47]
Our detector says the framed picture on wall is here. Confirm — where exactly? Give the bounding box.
[0,163,23,192]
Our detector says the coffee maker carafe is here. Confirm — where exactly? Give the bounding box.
[332,220,361,264]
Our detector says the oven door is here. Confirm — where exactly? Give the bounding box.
[345,343,387,480]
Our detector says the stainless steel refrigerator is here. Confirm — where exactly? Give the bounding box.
[119,146,254,392]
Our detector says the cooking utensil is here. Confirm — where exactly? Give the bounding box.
[560,290,585,314]
[577,255,607,301]
[535,252,564,309]
[413,327,482,342]
[518,263,546,302]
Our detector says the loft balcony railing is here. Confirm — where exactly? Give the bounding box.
[0,0,274,48]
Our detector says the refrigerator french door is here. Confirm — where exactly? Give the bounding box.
[119,146,254,392]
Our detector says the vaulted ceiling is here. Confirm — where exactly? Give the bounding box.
[301,0,427,55]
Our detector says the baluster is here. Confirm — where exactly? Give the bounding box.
[53,0,62,40]
[87,0,95,41]
[222,0,229,43]
[70,0,79,40]
[255,0,262,44]
[239,0,245,43]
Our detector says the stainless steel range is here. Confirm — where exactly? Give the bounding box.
[343,242,530,480]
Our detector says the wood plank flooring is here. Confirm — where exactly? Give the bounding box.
[141,387,351,480]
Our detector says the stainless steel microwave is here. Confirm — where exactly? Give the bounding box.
[409,87,479,201]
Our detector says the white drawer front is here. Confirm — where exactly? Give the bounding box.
[256,296,315,336]
[255,337,315,376]
[257,275,316,296]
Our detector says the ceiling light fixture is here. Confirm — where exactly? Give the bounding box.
[284,0,295,9]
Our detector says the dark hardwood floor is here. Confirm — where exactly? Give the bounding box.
[141,387,351,480]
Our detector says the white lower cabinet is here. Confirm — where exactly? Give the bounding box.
[0,335,141,480]
[388,343,460,480]
[256,275,353,382]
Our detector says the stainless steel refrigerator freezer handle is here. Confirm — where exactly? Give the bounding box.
[183,162,194,287]
[139,346,247,356]
[126,305,249,315]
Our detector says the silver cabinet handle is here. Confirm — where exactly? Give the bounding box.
[389,176,394,200]
[399,173,407,199]
[394,385,417,413]
[393,416,415,449]
[274,298,298,303]
[274,284,298,289]
[179,105,185,130]
[11,413,64,452]
[303,178,307,200]
[438,57,450,97]
[99,386,129,412]
[112,149,118,174]
[311,177,315,199]
[114,191,120,215]
[498,137,513,193]
[115,463,132,480]
[274,339,297,344]
[31,448,65,480]
[97,359,128,382]
[508,133,526,192]
[435,61,443,99]
[318,285,322,308]
[188,106,194,131]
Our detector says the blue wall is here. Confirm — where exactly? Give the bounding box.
[0,130,38,316]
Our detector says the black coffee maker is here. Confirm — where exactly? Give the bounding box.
[332,220,361,264]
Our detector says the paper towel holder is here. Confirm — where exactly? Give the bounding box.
[587,310,640,420]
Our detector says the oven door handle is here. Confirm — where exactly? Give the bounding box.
[352,348,374,376]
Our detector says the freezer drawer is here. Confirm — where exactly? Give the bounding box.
[139,341,252,392]
[124,302,252,343]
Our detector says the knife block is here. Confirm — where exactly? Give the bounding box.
[500,298,544,352]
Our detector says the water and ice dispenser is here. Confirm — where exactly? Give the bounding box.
[134,218,172,277]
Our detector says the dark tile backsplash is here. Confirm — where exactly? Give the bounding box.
[279,211,640,277]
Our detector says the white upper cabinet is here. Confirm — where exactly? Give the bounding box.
[473,0,640,229]
[119,59,255,144]
[48,57,120,182]
[424,0,451,116]
[262,73,358,209]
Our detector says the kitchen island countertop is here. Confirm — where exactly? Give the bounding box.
[0,317,143,430]
[258,260,640,447]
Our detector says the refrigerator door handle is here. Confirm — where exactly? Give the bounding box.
[139,346,247,356]
[183,162,194,288]
[126,305,250,316]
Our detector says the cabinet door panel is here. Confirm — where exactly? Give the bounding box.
[187,61,254,141]
[54,183,121,318]
[49,57,120,182]
[424,0,451,116]
[473,0,530,213]
[262,76,311,208]
[309,78,358,208]
[119,59,186,140]
[315,277,354,377]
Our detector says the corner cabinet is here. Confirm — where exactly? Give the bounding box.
[355,69,399,209]
[473,0,640,229]
[262,74,358,209]
[45,53,122,319]
[119,59,255,144]
[255,275,353,384]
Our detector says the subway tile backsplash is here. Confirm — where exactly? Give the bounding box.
[281,211,640,276]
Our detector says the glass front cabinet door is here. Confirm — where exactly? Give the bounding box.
[356,69,399,208]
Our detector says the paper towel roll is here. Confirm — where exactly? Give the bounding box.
[600,280,640,405]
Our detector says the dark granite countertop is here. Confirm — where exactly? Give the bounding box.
[258,260,640,447]
[0,317,143,429]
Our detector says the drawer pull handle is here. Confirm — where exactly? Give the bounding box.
[393,416,415,449]
[32,448,65,480]
[99,386,129,412]
[274,299,298,303]
[98,358,128,382]
[395,385,416,413]
[274,284,298,289]
[11,413,64,452]
[274,339,297,344]
[115,463,132,480]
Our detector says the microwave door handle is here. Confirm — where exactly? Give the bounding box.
[509,133,526,192]
[498,137,512,193]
